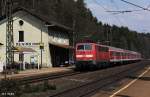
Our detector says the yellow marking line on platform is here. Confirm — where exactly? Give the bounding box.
[110,66,150,97]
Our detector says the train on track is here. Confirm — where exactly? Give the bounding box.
[75,42,142,70]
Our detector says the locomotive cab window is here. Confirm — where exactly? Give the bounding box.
[77,45,84,50]
[77,44,92,50]
[84,44,92,50]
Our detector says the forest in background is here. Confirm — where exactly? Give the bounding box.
[0,0,150,58]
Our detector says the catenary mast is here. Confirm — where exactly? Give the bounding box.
[2,0,14,74]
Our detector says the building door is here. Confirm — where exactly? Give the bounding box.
[49,44,69,67]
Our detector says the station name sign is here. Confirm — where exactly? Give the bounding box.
[16,42,40,46]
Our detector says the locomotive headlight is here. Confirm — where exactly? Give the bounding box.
[76,55,83,58]
[85,54,93,57]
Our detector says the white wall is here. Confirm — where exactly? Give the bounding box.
[0,11,51,68]
[0,10,70,69]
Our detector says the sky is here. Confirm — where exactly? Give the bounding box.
[85,0,150,33]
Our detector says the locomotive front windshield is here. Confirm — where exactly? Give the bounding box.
[77,44,92,50]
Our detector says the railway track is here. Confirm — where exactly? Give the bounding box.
[17,70,84,85]
[6,60,149,97]
[15,60,149,85]
[49,61,150,97]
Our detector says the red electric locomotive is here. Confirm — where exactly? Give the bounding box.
[75,42,141,69]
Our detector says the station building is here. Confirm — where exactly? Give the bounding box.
[0,8,73,71]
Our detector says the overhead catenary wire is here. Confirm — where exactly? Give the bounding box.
[93,0,149,27]
[93,0,126,46]
[120,0,150,12]
[93,0,124,26]
[108,0,140,27]
[108,0,143,14]
[106,10,142,14]
[108,0,150,27]
[109,0,133,46]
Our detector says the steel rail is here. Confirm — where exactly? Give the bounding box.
[13,71,83,85]
[49,61,149,97]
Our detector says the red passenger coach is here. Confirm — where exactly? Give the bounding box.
[75,42,142,69]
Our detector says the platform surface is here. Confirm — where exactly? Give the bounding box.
[92,66,150,97]
[0,66,74,79]
[112,66,150,97]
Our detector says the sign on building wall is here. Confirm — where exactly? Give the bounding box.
[16,42,40,46]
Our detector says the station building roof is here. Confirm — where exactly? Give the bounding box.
[0,7,73,33]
